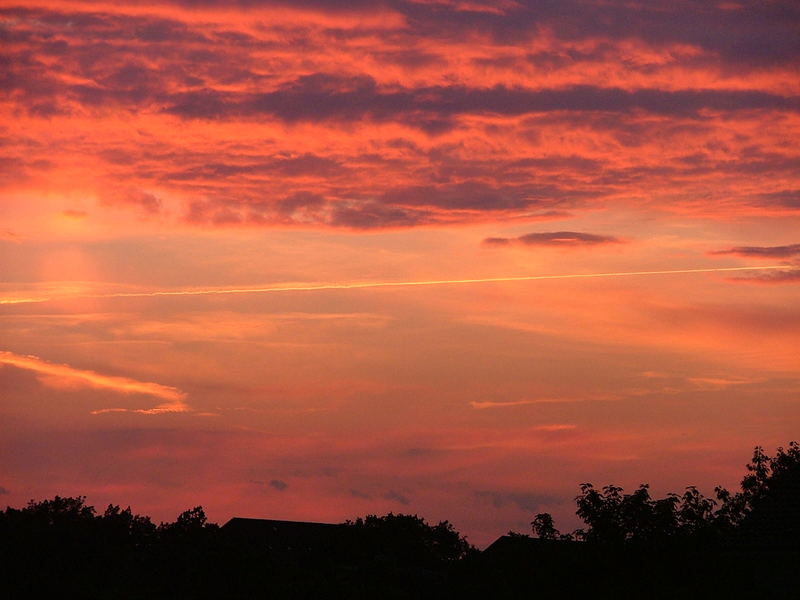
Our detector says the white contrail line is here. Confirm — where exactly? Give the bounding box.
[0,265,793,305]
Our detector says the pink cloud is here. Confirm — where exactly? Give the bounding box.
[0,350,189,414]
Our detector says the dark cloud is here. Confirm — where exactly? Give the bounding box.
[402,447,450,458]
[98,148,139,166]
[100,62,159,91]
[484,231,622,247]
[482,237,511,246]
[275,191,326,215]
[400,0,800,68]
[5,1,799,125]
[17,0,798,68]
[273,154,343,177]
[102,189,162,214]
[382,182,538,211]
[730,267,800,285]
[0,486,9,495]
[4,9,210,45]
[371,49,443,69]
[0,156,55,183]
[382,490,411,505]
[166,0,381,11]
[160,154,344,181]
[474,490,561,513]
[3,1,798,231]
[711,244,800,258]
[164,79,800,125]
[349,489,371,499]
[185,197,327,227]
[517,231,622,245]
[752,190,800,210]
[269,479,288,491]
[329,201,430,229]
[509,156,602,172]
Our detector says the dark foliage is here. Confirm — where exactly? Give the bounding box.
[513,441,800,598]
[522,441,800,546]
[1,442,797,599]
[344,513,474,565]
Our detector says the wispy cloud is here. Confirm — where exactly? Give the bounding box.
[0,350,188,415]
[269,479,288,491]
[726,262,800,284]
[383,490,411,505]
[470,399,582,409]
[710,243,800,258]
[533,424,578,432]
[89,403,189,416]
[735,270,800,284]
[711,242,800,285]
[688,376,765,389]
[483,231,623,247]
[474,490,562,512]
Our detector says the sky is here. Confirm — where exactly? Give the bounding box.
[1,0,799,546]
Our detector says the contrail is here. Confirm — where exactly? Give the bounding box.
[0,265,792,305]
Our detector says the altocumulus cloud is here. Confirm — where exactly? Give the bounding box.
[3,1,799,229]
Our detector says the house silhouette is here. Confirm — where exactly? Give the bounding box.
[221,517,350,553]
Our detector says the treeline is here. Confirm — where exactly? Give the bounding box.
[1,443,798,599]
[528,441,800,544]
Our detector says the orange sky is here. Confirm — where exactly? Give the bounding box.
[1,0,799,545]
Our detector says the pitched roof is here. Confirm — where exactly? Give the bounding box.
[222,517,348,552]
[483,535,588,562]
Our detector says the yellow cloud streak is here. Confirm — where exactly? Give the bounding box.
[0,265,792,306]
[470,398,583,409]
[0,350,188,413]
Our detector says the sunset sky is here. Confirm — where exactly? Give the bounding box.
[1,0,799,546]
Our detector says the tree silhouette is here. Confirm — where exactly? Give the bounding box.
[344,513,474,565]
[531,512,563,540]
[529,441,800,547]
[158,505,217,537]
